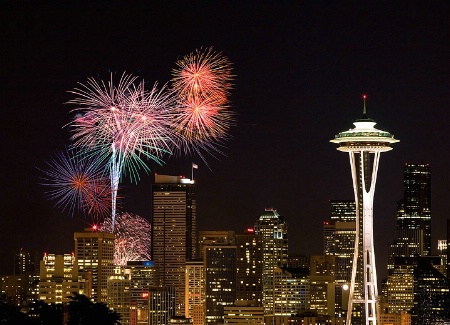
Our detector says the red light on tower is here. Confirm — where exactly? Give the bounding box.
[362,94,367,99]
[92,224,98,231]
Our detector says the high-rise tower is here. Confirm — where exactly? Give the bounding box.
[324,200,356,283]
[330,96,398,325]
[151,174,197,315]
[400,164,432,255]
[74,228,115,303]
[254,208,288,315]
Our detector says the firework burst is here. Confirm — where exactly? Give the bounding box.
[40,148,112,220]
[100,212,151,266]
[67,73,178,229]
[172,47,233,100]
[171,47,234,159]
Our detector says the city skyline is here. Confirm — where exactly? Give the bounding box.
[1,1,450,280]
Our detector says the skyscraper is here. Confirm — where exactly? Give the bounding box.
[152,174,197,315]
[149,286,176,325]
[204,246,237,324]
[235,229,263,305]
[126,261,159,325]
[398,164,432,256]
[254,208,288,315]
[74,228,115,302]
[331,97,398,325]
[39,253,79,304]
[324,200,356,283]
[185,260,204,325]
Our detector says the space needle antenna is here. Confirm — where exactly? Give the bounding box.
[362,94,367,116]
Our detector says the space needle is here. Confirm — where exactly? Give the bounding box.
[331,95,399,325]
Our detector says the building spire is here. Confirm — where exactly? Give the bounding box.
[362,94,367,117]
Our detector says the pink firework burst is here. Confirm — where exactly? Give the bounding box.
[172,47,233,100]
[100,212,151,266]
[67,73,179,230]
[171,48,235,159]
[40,148,112,220]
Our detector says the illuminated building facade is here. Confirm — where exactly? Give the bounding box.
[324,200,356,284]
[38,253,79,304]
[107,275,131,324]
[1,274,33,307]
[435,239,447,276]
[254,208,288,315]
[74,228,115,302]
[400,164,431,256]
[204,245,237,324]
[384,258,414,314]
[126,261,159,325]
[148,286,176,325]
[198,230,235,258]
[235,230,263,305]
[331,99,398,325]
[224,301,264,325]
[152,174,196,314]
[272,267,309,316]
[378,312,411,325]
[185,260,204,325]
[412,258,450,324]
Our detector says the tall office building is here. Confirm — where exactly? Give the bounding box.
[107,275,131,324]
[149,286,176,325]
[14,249,39,276]
[126,261,159,325]
[152,174,197,315]
[204,246,237,324]
[324,200,356,284]
[74,228,115,302]
[254,208,288,315]
[235,229,263,305]
[185,260,205,325]
[272,267,310,316]
[38,253,79,304]
[401,164,431,256]
[331,98,398,325]
[388,164,432,271]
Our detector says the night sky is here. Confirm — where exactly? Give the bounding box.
[1,1,450,280]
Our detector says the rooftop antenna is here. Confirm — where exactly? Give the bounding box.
[362,94,368,117]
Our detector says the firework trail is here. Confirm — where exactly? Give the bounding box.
[40,148,112,220]
[171,47,234,160]
[100,212,151,266]
[67,73,178,230]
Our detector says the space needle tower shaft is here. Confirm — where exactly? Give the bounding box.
[330,96,398,325]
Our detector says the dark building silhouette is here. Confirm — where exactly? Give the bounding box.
[412,257,450,325]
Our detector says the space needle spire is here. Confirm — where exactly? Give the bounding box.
[330,95,399,325]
